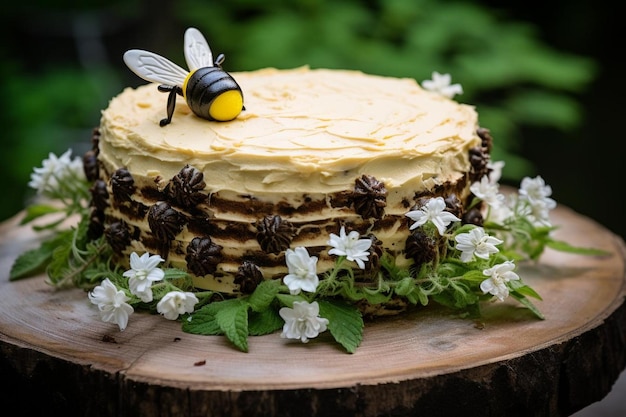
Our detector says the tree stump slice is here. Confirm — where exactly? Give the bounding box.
[1,205,625,417]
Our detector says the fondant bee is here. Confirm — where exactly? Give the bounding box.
[123,27,244,126]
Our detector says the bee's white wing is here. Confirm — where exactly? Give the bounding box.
[123,50,188,87]
[184,27,214,70]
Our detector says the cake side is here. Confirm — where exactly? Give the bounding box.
[90,67,488,294]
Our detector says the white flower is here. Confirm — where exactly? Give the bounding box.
[421,71,463,98]
[486,197,514,224]
[480,261,520,301]
[279,301,329,343]
[487,160,505,184]
[327,226,372,269]
[470,175,505,209]
[122,252,165,302]
[519,176,556,207]
[156,291,199,320]
[455,227,503,263]
[88,278,134,331]
[28,149,85,196]
[405,197,461,235]
[283,247,319,295]
[522,198,554,227]
[518,176,556,226]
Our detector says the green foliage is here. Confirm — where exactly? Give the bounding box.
[317,299,364,353]
[179,0,596,179]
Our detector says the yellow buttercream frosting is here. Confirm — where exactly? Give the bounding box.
[100,67,480,204]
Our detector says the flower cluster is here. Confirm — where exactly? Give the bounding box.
[88,252,199,331]
[28,149,90,218]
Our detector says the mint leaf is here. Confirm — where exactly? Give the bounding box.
[276,293,307,307]
[248,308,283,336]
[10,247,50,281]
[10,230,72,281]
[182,307,222,335]
[247,279,281,312]
[215,299,250,352]
[317,299,363,353]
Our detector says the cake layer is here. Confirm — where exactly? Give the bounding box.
[90,67,487,293]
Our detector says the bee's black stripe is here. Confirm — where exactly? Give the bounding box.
[185,67,242,121]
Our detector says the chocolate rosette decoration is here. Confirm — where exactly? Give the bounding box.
[256,215,296,254]
[469,127,494,182]
[87,208,105,240]
[463,206,484,227]
[477,127,493,152]
[444,194,463,220]
[110,168,135,202]
[186,236,223,276]
[352,175,387,219]
[89,179,109,211]
[105,220,131,252]
[360,234,383,281]
[164,165,207,208]
[234,261,264,294]
[148,202,185,241]
[468,146,490,181]
[82,149,99,182]
[404,229,437,270]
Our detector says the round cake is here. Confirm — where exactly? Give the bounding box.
[85,66,491,294]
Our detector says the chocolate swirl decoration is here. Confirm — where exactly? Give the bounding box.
[185,236,223,276]
[477,127,493,152]
[404,228,437,270]
[256,215,296,254]
[469,127,494,182]
[444,194,463,220]
[352,175,387,219]
[110,168,135,203]
[82,149,99,182]
[105,220,131,253]
[147,202,185,241]
[87,208,105,241]
[234,260,264,294]
[90,180,109,211]
[463,206,484,227]
[164,165,207,208]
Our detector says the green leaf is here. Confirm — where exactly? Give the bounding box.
[510,281,542,300]
[20,204,62,225]
[10,247,49,280]
[461,269,488,283]
[546,239,611,256]
[248,308,284,336]
[247,279,282,312]
[182,307,222,335]
[215,300,250,352]
[276,293,307,307]
[10,228,76,282]
[9,233,61,280]
[317,299,363,354]
[510,292,545,320]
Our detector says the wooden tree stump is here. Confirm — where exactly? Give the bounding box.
[1,205,625,417]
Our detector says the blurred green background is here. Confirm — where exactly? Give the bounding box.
[1,0,622,239]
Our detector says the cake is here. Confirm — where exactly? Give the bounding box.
[16,27,598,353]
[85,66,490,295]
